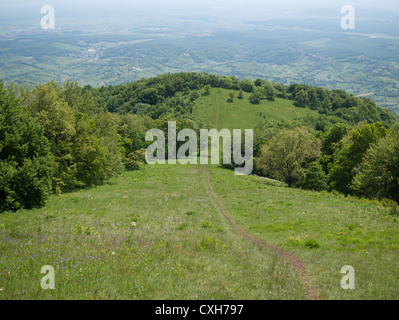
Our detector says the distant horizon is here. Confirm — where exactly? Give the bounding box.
[1,0,398,17]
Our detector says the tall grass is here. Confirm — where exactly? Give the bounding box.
[0,164,305,300]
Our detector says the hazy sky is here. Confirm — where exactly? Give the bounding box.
[1,0,399,12]
[1,0,398,28]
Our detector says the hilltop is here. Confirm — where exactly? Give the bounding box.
[1,72,399,300]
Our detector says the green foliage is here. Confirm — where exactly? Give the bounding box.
[75,223,96,236]
[304,238,320,249]
[257,127,321,187]
[321,123,351,156]
[199,235,227,251]
[253,119,300,157]
[226,92,235,103]
[353,124,399,202]
[294,89,309,108]
[319,123,351,174]
[202,85,211,96]
[249,89,263,104]
[298,161,328,191]
[189,90,200,102]
[262,83,276,101]
[379,199,399,215]
[0,82,55,211]
[388,202,399,215]
[288,84,397,127]
[1,72,398,213]
[124,149,146,171]
[329,122,389,195]
[28,82,78,191]
[71,112,109,186]
[93,111,125,179]
[201,220,213,228]
[25,82,129,192]
[240,79,254,93]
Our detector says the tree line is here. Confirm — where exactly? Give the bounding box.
[0,80,191,212]
[1,72,398,212]
[254,121,399,207]
[93,72,396,128]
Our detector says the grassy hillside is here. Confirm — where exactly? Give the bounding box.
[206,164,399,299]
[1,74,398,300]
[0,163,304,300]
[192,88,319,130]
[1,162,398,299]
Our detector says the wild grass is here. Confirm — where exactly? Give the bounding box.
[2,160,398,300]
[206,164,399,300]
[192,88,319,130]
[0,164,304,300]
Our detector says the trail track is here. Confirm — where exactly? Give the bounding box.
[201,165,319,300]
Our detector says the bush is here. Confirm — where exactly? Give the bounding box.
[75,223,96,236]
[382,199,399,216]
[0,83,55,211]
[199,235,227,251]
[202,85,211,96]
[201,220,213,228]
[299,162,328,191]
[257,127,321,187]
[353,124,399,202]
[304,239,320,249]
[249,90,262,104]
[226,92,235,103]
[240,79,254,93]
[124,149,146,171]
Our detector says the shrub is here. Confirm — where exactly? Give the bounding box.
[257,127,321,187]
[353,124,399,202]
[199,235,227,251]
[0,83,55,211]
[75,223,95,236]
[125,149,146,171]
[304,239,320,249]
[382,199,399,216]
[226,92,235,103]
[201,220,213,228]
[249,90,262,104]
[202,85,211,96]
[299,162,328,191]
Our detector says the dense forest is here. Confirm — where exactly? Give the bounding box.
[1,72,398,213]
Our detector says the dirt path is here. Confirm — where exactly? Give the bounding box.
[201,165,319,300]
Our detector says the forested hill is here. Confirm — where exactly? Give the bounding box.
[1,72,398,213]
[92,72,397,128]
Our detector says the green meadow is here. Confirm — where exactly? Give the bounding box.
[207,164,399,300]
[0,163,305,300]
[193,88,318,130]
[1,83,398,300]
[1,162,398,299]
